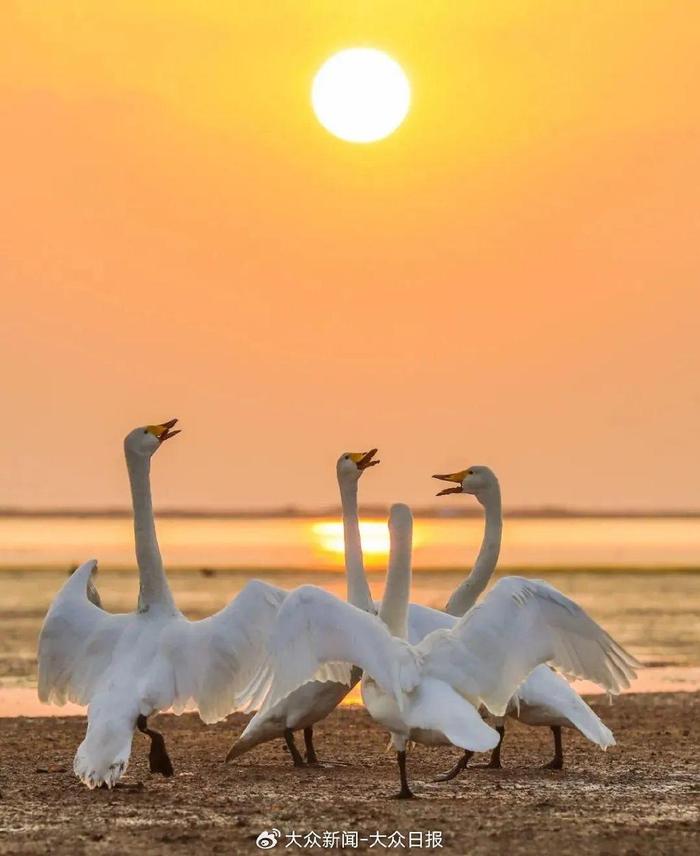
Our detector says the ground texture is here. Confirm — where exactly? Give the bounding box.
[0,693,698,854]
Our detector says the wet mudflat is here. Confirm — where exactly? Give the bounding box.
[0,693,698,854]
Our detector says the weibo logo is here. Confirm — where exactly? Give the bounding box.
[255,828,282,849]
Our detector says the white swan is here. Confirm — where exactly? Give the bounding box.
[226,450,379,765]
[429,465,636,777]
[37,421,288,789]
[254,502,640,799]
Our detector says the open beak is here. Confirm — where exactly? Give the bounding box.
[432,469,467,496]
[147,418,181,444]
[350,449,380,471]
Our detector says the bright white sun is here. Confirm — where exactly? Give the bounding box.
[312,48,411,143]
[312,521,391,559]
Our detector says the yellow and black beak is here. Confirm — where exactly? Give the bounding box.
[146,418,181,444]
[432,469,467,496]
[349,449,380,471]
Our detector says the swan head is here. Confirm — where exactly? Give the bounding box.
[388,502,412,530]
[336,449,380,483]
[433,465,498,501]
[124,419,180,458]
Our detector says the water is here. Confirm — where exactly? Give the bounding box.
[1,513,699,570]
[1,514,699,715]
[1,565,699,715]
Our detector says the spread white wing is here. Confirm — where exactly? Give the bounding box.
[419,576,641,716]
[37,560,130,706]
[39,569,290,723]
[258,585,421,714]
[152,579,289,723]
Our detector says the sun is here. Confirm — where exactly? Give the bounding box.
[311,48,411,144]
[310,518,424,568]
[312,520,391,560]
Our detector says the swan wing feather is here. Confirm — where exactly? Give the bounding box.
[37,560,129,706]
[260,586,419,714]
[155,580,289,723]
[420,576,641,716]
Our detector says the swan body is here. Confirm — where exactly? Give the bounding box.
[508,665,613,746]
[405,602,457,645]
[226,450,378,764]
[226,673,356,760]
[38,422,287,788]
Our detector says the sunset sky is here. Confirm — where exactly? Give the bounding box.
[2,2,699,512]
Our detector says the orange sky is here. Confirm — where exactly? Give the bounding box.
[2,2,699,511]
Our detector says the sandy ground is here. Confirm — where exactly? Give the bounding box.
[0,693,698,855]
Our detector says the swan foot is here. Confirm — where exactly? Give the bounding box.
[433,750,473,782]
[284,729,306,767]
[101,781,145,791]
[390,788,416,800]
[542,726,564,770]
[303,727,319,765]
[137,715,174,777]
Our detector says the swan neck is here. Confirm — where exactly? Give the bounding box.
[126,450,175,612]
[445,485,502,616]
[339,477,374,613]
[379,519,412,639]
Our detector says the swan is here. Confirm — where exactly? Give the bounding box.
[37,421,289,789]
[253,502,640,798]
[429,465,636,778]
[225,449,379,766]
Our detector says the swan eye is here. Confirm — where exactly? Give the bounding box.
[467,469,474,475]
[143,430,148,435]
[344,455,350,460]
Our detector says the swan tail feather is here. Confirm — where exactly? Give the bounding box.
[73,697,136,789]
[405,677,499,753]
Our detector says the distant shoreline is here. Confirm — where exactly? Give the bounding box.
[2,564,698,575]
[2,507,700,519]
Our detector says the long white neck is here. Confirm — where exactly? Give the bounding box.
[379,504,412,639]
[339,476,374,613]
[445,484,502,616]
[125,450,175,612]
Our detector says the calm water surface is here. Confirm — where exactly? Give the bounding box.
[1,514,700,569]
[1,514,699,715]
[1,567,698,715]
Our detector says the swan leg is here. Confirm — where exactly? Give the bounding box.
[486,725,505,769]
[433,750,474,782]
[542,725,564,770]
[391,751,415,800]
[136,715,174,778]
[303,727,319,765]
[284,729,306,767]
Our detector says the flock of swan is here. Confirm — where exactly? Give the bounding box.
[38,420,641,796]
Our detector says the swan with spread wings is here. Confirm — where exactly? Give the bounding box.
[37,421,288,789]
[418,465,625,779]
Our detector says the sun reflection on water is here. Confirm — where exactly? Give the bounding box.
[310,519,425,568]
[311,520,389,567]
